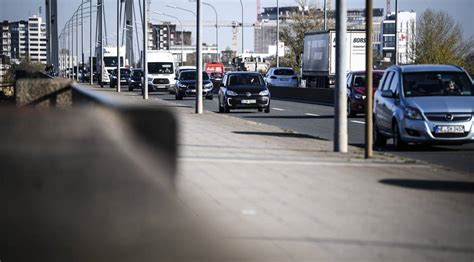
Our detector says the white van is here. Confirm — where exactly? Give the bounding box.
[147,50,176,92]
[100,46,126,86]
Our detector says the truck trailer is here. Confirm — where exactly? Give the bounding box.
[302,30,366,88]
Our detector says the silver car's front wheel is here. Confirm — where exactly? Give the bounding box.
[392,122,407,150]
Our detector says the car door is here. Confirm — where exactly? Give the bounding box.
[219,74,228,106]
[381,71,401,133]
[376,71,394,133]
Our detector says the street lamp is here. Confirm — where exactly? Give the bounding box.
[166,5,196,17]
[276,0,279,67]
[239,0,244,54]
[203,2,219,62]
[153,11,185,66]
[189,0,219,62]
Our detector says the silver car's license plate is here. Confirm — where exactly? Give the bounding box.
[435,125,464,133]
[241,99,256,104]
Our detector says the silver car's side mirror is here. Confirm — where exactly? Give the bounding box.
[381,90,395,98]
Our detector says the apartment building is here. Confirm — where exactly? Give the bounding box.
[381,11,416,64]
[10,20,29,62]
[1,21,11,58]
[28,16,47,64]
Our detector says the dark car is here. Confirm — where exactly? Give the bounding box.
[346,70,384,117]
[127,69,143,91]
[110,68,131,88]
[218,72,271,113]
[175,70,214,100]
[209,72,224,91]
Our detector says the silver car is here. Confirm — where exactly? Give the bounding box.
[264,67,299,88]
[373,64,474,148]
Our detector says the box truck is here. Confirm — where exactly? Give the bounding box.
[302,30,366,88]
[99,46,127,86]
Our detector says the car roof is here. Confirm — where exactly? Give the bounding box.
[271,67,294,70]
[389,64,465,73]
[350,70,385,74]
[226,71,262,75]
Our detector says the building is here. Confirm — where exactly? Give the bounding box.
[254,6,385,55]
[150,23,192,51]
[28,15,47,64]
[347,8,385,54]
[10,20,29,62]
[381,11,416,64]
[254,6,300,54]
[1,21,11,58]
[0,55,11,84]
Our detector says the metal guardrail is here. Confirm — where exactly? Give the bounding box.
[268,86,335,105]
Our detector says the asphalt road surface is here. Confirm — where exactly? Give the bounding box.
[128,88,474,175]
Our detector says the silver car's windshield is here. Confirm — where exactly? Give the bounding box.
[403,72,473,97]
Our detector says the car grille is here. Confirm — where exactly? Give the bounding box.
[425,113,472,122]
[152,78,170,85]
[431,132,470,138]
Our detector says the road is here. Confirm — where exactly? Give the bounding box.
[124,88,474,174]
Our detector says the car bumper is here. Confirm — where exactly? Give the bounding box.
[268,80,298,87]
[226,96,270,109]
[149,83,171,91]
[350,98,366,112]
[399,117,474,144]
[179,89,213,97]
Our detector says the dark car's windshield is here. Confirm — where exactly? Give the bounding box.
[274,69,295,76]
[228,74,264,86]
[179,71,210,81]
[132,70,143,77]
[148,62,174,74]
[104,57,124,67]
[403,72,473,97]
[353,73,384,87]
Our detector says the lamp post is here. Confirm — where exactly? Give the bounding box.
[116,0,121,92]
[143,0,148,99]
[153,12,184,66]
[239,0,244,54]
[276,0,279,67]
[203,2,219,62]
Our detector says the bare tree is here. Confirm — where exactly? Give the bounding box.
[415,9,473,73]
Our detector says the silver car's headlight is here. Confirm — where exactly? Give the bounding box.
[226,90,238,96]
[259,90,270,96]
[404,107,423,120]
[204,83,213,89]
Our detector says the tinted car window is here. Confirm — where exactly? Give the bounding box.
[179,71,210,81]
[352,73,384,87]
[274,69,295,75]
[228,74,264,86]
[403,72,473,97]
[148,62,173,74]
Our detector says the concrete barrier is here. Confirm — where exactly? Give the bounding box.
[268,86,335,105]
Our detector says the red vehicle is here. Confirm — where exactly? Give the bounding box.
[346,70,385,117]
[205,62,224,74]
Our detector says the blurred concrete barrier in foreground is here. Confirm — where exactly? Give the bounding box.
[1,76,266,261]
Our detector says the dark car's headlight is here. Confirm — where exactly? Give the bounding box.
[354,93,366,100]
[404,107,423,120]
[259,90,270,96]
[226,90,238,96]
[177,83,187,88]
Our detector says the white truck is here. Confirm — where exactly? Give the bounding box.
[147,50,176,92]
[302,30,366,88]
[99,46,127,86]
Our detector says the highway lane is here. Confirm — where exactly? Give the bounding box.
[144,91,473,174]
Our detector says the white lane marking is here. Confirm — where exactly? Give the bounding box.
[241,209,257,215]
[305,113,320,116]
[180,157,430,168]
[272,107,285,111]
[351,120,366,124]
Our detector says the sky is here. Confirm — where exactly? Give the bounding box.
[1,0,473,59]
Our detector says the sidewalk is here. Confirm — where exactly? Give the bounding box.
[97,87,474,261]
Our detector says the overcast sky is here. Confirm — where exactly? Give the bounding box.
[1,0,473,56]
